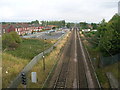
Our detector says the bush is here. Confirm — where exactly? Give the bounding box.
[8,42,19,49]
[9,31,22,43]
[2,31,22,50]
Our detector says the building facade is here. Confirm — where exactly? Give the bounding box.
[2,23,57,36]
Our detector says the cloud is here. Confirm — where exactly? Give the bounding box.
[0,0,119,23]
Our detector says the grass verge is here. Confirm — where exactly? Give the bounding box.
[2,53,29,88]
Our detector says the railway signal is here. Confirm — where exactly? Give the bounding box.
[21,72,27,85]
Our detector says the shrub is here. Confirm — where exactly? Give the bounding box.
[8,42,19,49]
[9,31,22,43]
[2,31,22,50]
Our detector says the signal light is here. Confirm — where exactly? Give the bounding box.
[21,72,27,85]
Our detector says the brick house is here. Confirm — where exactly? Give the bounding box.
[2,23,42,35]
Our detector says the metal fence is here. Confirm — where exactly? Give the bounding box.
[8,32,67,88]
[100,53,120,66]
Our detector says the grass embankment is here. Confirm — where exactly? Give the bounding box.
[18,31,71,88]
[2,38,53,88]
[5,38,53,60]
[80,31,119,88]
[2,53,29,88]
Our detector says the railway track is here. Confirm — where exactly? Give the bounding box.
[53,30,74,89]
[51,28,100,89]
[76,29,88,88]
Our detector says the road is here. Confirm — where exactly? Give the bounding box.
[37,31,64,39]
[47,28,100,88]
[22,30,68,39]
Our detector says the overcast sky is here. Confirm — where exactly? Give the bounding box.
[0,0,119,23]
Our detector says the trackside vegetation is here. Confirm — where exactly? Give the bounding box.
[92,14,120,56]
[17,32,70,88]
[2,53,29,88]
[2,31,53,60]
[81,14,120,88]
[2,31,22,50]
[5,38,52,60]
[2,32,53,88]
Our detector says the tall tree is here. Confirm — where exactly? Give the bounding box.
[99,14,120,56]
[31,20,39,24]
[92,14,120,56]
[79,22,89,29]
[91,23,98,29]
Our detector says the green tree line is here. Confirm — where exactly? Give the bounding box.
[30,20,75,28]
[92,14,120,56]
[78,22,98,29]
[40,20,65,28]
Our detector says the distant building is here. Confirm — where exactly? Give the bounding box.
[91,29,97,32]
[118,1,120,15]
[82,29,90,32]
[44,25,58,30]
[2,23,42,36]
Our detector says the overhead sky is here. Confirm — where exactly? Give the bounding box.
[0,0,119,23]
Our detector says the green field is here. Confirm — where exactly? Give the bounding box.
[5,38,52,60]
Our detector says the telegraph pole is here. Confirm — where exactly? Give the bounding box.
[43,38,46,71]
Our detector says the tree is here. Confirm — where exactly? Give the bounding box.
[91,23,98,29]
[92,14,120,56]
[66,23,71,28]
[31,20,39,24]
[41,20,66,28]
[2,31,22,50]
[41,21,47,26]
[61,20,65,27]
[79,22,89,29]
[99,14,120,56]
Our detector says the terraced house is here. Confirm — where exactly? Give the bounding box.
[2,23,42,35]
